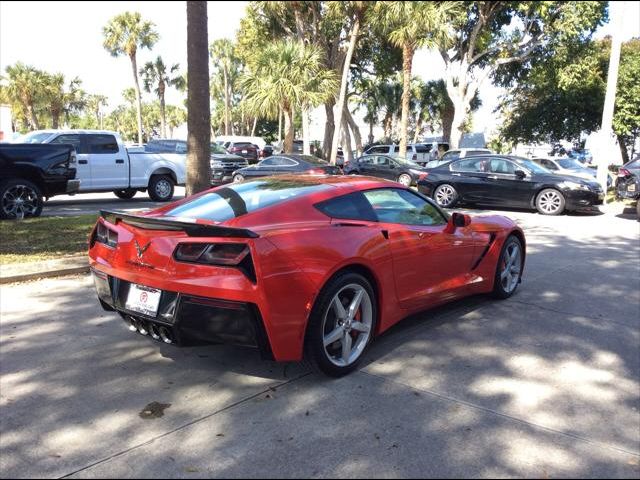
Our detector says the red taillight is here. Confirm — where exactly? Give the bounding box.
[618,168,631,177]
[92,221,118,248]
[308,168,325,175]
[418,172,429,182]
[174,243,249,266]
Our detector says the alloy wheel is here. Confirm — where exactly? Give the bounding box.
[435,184,456,207]
[1,184,39,219]
[538,190,562,214]
[500,242,521,294]
[398,174,412,187]
[155,179,172,199]
[322,283,373,367]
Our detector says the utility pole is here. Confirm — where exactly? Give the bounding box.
[595,5,623,192]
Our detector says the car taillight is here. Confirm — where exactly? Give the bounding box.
[308,168,325,175]
[618,168,631,177]
[174,243,249,266]
[418,172,429,182]
[93,221,118,248]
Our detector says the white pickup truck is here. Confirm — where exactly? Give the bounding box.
[17,129,186,201]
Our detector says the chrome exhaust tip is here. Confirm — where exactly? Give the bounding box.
[127,317,138,332]
[149,323,161,340]
[137,321,149,336]
[159,327,173,344]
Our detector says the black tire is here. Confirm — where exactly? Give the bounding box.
[535,188,565,215]
[113,189,137,200]
[433,183,458,208]
[0,179,43,220]
[304,271,377,377]
[492,235,524,299]
[233,173,245,183]
[148,175,174,202]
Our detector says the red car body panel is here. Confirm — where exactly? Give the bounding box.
[89,175,525,362]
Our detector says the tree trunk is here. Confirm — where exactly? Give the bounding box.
[186,0,211,196]
[278,107,282,147]
[329,17,360,165]
[441,102,454,144]
[323,100,335,160]
[223,67,230,135]
[368,120,374,146]
[383,112,393,140]
[449,97,467,149]
[51,109,60,129]
[283,106,294,153]
[344,106,362,156]
[130,53,144,144]
[341,116,353,163]
[251,117,257,137]
[399,44,414,159]
[412,115,422,144]
[27,103,39,130]
[617,134,629,164]
[302,107,310,155]
[159,80,166,138]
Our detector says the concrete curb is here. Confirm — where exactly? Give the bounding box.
[0,256,90,284]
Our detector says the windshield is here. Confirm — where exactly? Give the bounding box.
[558,158,585,170]
[393,156,421,168]
[513,157,551,174]
[211,143,228,154]
[164,178,332,222]
[15,132,53,143]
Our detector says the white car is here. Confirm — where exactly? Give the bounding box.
[17,130,186,201]
[424,148,492,168]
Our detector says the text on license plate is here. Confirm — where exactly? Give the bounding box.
[628,184,636,192]
[242,150,248,154]
[125,284,161,317]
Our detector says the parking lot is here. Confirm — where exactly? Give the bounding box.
[1,204,639,478]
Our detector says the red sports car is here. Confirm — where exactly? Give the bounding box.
[89,175,525,376]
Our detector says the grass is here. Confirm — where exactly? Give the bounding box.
[0,214,98,265]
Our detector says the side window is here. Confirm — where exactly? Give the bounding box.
[259,158,277,167]
[363,188,447,226]
[541,159,558,171]
[358,156,373,165]
[175,142,187,154]
[315,192,377,222]
[270,157,297,166]
[450,158,486,173]
[375,156,390,166]
[488,158,517,175]
[50,134,85,153]
[87,135,119,154]
[369,146,389,154]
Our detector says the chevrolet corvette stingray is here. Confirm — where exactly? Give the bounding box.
[89,175,526,376]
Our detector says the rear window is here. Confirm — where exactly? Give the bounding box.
[315,192,377,222]
[164,178,332,222]
[233,142,253,148]
[412,144,430,153]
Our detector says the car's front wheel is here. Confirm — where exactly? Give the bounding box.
[536,188,565,215]
[397,173,412,187]
[433,183,458,208]
[0,179,43,220]
[305,272,376,377]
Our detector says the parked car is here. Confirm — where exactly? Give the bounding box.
[548,143,568,157]
[568,148,593,165]
[90,175,526,376]
[343,154,429,187]
[145,139,247,185]
[231,154,342,183]
[616,158,640,218]
[426,148,492,168]
[363,143,432,165]
[534,157,614,188]
[16,130,186,201]
[0,143,80,219]
[221,141,259,164]
[259,145,274,159]
[417,154,604,215]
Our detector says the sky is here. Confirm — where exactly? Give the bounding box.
[1,0,639,138]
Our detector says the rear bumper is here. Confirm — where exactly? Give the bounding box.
[91,268,273,359]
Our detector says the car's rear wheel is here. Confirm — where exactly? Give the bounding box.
[492,235,523,299]
[433,183,458,208]
[233,173,245,183]
[397,173,412,187]
[0,179,43,220]
[148,175,174,202]
[305,272,376,377]
[113,189,137,199]
[536,188,565,215]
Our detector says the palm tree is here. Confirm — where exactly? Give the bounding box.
[242,40,337,153]
[41,73,85,129]
[140,56,185,138]
[103,11,159,144]
[1,62,45,130]
[209,39,238,136]
[374,1,458,158]
[185,1,211,196]
[86,94,109,128]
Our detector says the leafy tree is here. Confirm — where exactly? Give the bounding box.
[613,38,640,161]
[1,62,45,130]
[41,73,85,129]
[210,39,240,136]
[242,40,337,153]
[436,1,607,149]
[103,11,159,144]
[140,56,184,138]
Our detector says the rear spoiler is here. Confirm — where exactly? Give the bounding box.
[99,210,259,238]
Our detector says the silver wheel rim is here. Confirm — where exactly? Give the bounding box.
[322,283,373,367]
[398,174,411,187]
[2,184,39,219]
[234,175,244,183]
[155,179,172,199]
[500,242,521,293]
[538,191,562,214]
[435,185,455,206]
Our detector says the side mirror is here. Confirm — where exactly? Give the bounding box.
[515,169,526,179]
[444,212,471,233]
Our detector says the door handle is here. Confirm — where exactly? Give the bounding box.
[115,159,124,164]
[78,159,88,164]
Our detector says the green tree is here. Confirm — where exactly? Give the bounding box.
[209,39,239,136]
[86,94,109,128]
[613,38,640,161]
[436,1,607,149]
[186,1,211,195]
[140,56,184,138]
[103,11,159,144]
[41,73,86,129]
[1,62,45,130]
[242,40,337,153]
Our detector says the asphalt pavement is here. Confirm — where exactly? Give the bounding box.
[1,206,639,478]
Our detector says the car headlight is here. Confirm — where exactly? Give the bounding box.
[560,181,590,191]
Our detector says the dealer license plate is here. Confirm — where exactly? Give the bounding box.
[125,284,161,317]
[628,184,636,192]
